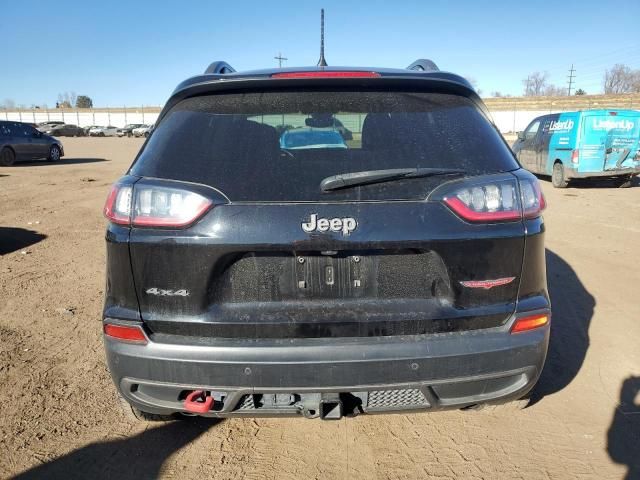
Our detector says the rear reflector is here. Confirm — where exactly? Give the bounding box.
[271,71,381,79]
[511,314,549,333]
[104,324,148,343]
[460,277,516,289]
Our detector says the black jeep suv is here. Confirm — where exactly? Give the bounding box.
[103,60,550,421]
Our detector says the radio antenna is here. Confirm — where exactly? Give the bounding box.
[317,9,328,67]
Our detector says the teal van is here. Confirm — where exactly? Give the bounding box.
[512,109,640,187]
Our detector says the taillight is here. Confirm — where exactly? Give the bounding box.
[131,185,212,227]
[103,184,132,225]
[103,182,213,228]
[520,177,546,219]
[103,324,148,344]
[511,313,549,333]
[571,149,579,164]
[437,174,545,223]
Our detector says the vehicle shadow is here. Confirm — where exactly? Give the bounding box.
[0,227,47,255]
[535,175,639,189]
[607,376,640,480]
[529,249,595,406]
[11,418,220,480]
[12,158,107,166]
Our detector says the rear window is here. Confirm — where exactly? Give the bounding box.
[130,90,518,201]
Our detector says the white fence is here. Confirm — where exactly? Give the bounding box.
[3,105,637,134]
[491,109,561,133]
[1,109,160,128]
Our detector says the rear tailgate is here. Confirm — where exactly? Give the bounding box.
[129,200,525,338]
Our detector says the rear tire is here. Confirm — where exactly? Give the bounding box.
[552,162,568,188]
[117,392,175,423]
[0,147,16,166]
[47,145,61,162]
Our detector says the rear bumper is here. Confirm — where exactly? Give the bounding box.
[104,311,550,418]
[565,165,640,179]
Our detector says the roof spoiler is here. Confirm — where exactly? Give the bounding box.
[204,61,236,74]
[205,59,440,74]
[406,59,439,72]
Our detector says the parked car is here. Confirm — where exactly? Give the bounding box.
[43,124,85,137]
[303,113,353,141]
[89,126,118,137]
[103,60,549,422]
[512,109,640,188]
[132,124,153,137]
[36,121,64,132]
[0,121,64,165]
[83,125,100,135]
[117,124,143,137]
[280,127,348,149]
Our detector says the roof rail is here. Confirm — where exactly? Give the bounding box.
[204,61,236,75]
[406,59,439,72]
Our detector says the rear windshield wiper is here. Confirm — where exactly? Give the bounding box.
[320,167,466,192]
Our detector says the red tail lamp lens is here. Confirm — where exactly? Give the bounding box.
[511,314,549,333]
[103,185,132,225]
[571,149,580,164]
[103,183,213,228]
[443,177,545,223]
[443,181,522,223]
[104,324,148,343]
[132,186,212,227]
[271,71,381,79]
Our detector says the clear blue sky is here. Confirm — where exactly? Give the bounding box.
[2,0,639,107]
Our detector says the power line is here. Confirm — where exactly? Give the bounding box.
[567,64,576,95]
[274,52,288,68]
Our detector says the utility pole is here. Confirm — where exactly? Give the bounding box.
[317,8,328,67]
[567,64,576,96]
[274,52,288,68]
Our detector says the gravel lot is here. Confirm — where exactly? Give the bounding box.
[1,138,639,480]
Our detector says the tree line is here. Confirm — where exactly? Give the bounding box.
[3,64,640,106]
[501,64,640,98]
[0,92,93,109]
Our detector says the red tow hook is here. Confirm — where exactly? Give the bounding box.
[184,390,214,414]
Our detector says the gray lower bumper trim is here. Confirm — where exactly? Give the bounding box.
[105,324,549,416]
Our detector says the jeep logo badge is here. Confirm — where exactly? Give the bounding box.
[302,213,357,236]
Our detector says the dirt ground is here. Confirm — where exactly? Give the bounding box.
[1,138,639,480]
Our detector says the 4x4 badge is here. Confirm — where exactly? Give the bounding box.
[146,288,189,297]
[302,213,357,236]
